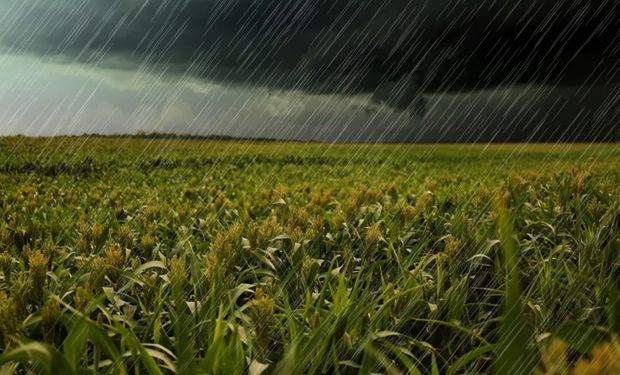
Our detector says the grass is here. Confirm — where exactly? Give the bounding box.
[0,137,619,374]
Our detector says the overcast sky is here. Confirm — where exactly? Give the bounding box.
[0,0,619,142]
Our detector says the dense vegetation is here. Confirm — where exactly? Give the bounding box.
[0,137,619,374]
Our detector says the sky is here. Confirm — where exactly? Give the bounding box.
[0,0,619,142]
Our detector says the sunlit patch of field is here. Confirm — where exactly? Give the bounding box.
[0,137,619,374]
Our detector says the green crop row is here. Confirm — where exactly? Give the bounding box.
[0,137,618,374]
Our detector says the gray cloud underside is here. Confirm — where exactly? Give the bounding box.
[1,0,619,98]
[0,54,617,142]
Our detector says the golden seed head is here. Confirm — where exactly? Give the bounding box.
[256,216,281,247]
[271,185,287,201]
[214,191,227,210]
[333,209,346,228]
[587,198,605,221]
[135,272,158,311]
[342,243,353,261]
[415,191,434,212]
[104,243,124,269]
[77,222,90,240]
[302,255,320,281]
[130,257,142,270]
[363,188,382,203]
[117,225,134,248]
[245,222,259,248]
[0,227,9,247]
[287,207,309,230]
[310,188,332,206]
[402,204,418,222]
[537,336,620,375]
[344,192,361,215]
[248,287,275,353]
[444,235,463,259]
[169,255,187,286]
[147,222,158,233]
[249,288,275,320]
[424,178,437,191]
[89,256,108,291]
[212,230,230,258]
[75,238,90,256]
[573,171,586,192]
[41,297,60,326]
[0,292,17,347]
[41,297,61,342]
[140,234,156,253]
[203,251,217,281]
[42,239,55,261]
[91,223,104,242]
[310,214,325,233]
[365,222,383,248]
[28,250,49,296]
[478,184,489,198]
[212,222,243,258]
[583,336,620,374]
[228,222,244,241]
[22,243,32,263]
[143,205,159,222]
[493,189,511,209]
[538,338,568,374]
[509,173,527,186]
[260,188,272,203]
[522,171,540,181]
[11,271,32,315]
[74,286,92,312]
[290,227,306,243]
[0,253,13,278]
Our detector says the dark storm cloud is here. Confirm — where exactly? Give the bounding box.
[1,0,619,142]
[3,0,619,98]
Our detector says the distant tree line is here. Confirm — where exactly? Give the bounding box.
[78,132,304,142]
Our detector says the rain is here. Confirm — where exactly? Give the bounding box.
[1,0,618,141]
[0,1,619,374]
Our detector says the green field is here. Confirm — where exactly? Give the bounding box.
[0,137,619,374]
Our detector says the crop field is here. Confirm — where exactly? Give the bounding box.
[0,137,619,374]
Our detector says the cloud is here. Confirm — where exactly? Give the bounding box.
[0,1,618,142]
[1,0,619,112]
[0,53,617,141]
